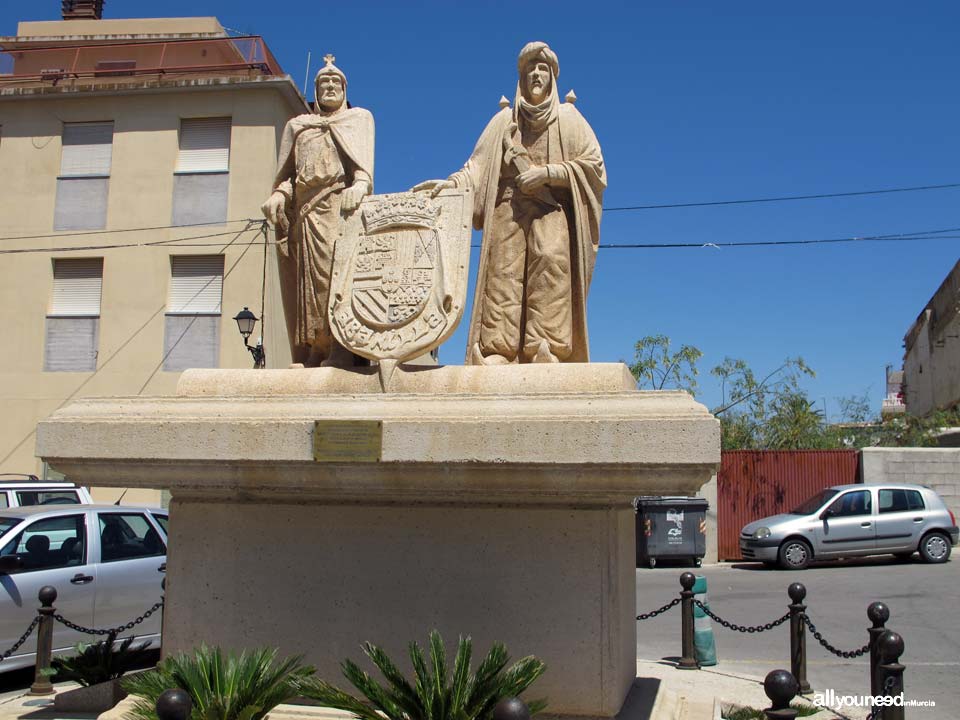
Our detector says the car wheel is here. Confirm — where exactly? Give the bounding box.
[778,539,812,570]
[919,532,952,564]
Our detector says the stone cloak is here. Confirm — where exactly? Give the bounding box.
[450,102,606,364]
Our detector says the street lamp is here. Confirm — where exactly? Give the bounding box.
[232,307,265,369]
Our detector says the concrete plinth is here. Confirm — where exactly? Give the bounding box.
[37,363,719,719]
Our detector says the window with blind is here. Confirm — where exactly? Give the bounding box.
[163,255,224,371]
[44,258,103,372]
[172,118,231,226]
[54,122,113,231]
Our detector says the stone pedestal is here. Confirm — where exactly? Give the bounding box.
[37,363,718,719]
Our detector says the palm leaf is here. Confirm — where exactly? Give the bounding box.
[122,645,312,720]
[363,643,423,719]
[301,632,546,720]
[448,636,473,719]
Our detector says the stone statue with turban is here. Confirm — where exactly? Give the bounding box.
[414,41,606,364]
[262,54,375,367]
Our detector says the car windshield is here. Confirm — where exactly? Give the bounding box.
[790,489,839,515]
[0,517,22,538]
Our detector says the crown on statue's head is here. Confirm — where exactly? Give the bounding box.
[363,193,441,232]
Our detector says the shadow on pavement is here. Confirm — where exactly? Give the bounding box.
[615,678,661,720]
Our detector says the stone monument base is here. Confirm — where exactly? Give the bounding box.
[37,363,718,719]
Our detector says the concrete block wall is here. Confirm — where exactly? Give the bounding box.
[860,447,960,520]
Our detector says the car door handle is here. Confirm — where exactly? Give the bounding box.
[860,522,872,528]
[70,574,94,585]
[913,517,923,522]
[158,563,166,573]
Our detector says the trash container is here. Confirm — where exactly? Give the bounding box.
[635,496,708,568]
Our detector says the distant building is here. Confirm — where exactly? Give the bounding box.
[881,365,905,418]
[0,8,306,502]
[902,260,960,417]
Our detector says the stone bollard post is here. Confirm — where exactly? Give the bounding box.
[876,631,905,720]
[29,586,58,696]
[763,669,799,720]
[867,601,890,697]
[787,583,810,694]
[493,697,530,720]
[156,688,193,720]
[678,572,699,670]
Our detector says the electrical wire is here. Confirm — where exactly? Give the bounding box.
[599,227,960,249]
[0,225,262,255]
[0,218,261,243]
[605,182,960,212]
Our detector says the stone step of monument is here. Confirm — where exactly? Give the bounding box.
[647,687,718,720]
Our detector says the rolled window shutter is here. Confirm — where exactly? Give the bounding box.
[44,317,99,371]
[176,118,231,173]
[60,122,113,176]
[168,255,224,313]
[50,258,103,316]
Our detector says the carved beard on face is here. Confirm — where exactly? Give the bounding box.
[314,75,347,114]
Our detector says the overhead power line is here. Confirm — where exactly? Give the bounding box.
[605,182,960,212]
[0,218,261,243]
[599,227,960,249]
[0,225,263,255]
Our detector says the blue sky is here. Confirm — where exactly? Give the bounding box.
[4,2,958,416]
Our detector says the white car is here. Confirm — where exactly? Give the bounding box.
[0,475,94,508]
[0,505,167,672]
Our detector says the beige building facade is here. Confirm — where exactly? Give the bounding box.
[903,259,960,417]
[0,14,307,502]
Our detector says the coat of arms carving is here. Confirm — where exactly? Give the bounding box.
[330,189,472,362]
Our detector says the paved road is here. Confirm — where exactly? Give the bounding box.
[636,556,959,718]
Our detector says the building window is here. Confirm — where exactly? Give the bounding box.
[163,255,224,371]
[44,258,103,372]
[172,118,231,226]
[54,122,113,231]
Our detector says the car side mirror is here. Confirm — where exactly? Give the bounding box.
[819,509,835,521]
[0,555,22,574]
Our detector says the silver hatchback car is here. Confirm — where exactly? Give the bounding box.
[740,483,959,570]
[0,504,167,673]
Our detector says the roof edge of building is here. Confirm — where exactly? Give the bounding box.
[0,74,308,112]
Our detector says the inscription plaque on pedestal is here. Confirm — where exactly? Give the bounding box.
[313,420,382,462]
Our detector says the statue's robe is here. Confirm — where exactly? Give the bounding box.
[449,101,605,363]
[272,108,374,364]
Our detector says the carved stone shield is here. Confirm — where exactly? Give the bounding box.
[330,189,472,362]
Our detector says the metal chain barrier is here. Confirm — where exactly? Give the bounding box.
[694,599,790,634]
[53,600,163,637]
[636,597,680,621]
[802,614,871,659]
[0,616,40,664]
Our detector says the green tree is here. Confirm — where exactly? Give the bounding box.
[711,357,824,450]
[629,335,703,395]
[764,391,828,449]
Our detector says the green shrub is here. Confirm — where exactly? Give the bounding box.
[47,631,154,687]
[300,630,547,720]
[121,646,314,720]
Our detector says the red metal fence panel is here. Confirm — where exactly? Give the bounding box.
[717,450,860,561]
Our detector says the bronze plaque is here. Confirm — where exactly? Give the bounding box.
[313,420,382,462]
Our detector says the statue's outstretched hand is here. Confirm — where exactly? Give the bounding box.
[412,179,455,198]
[261,191,289,234]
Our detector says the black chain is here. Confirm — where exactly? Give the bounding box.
[0,616,40,663]
[54,601,163,636]
[694,599,790,633]
[636,597,681,621]
[802,614,871,659]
